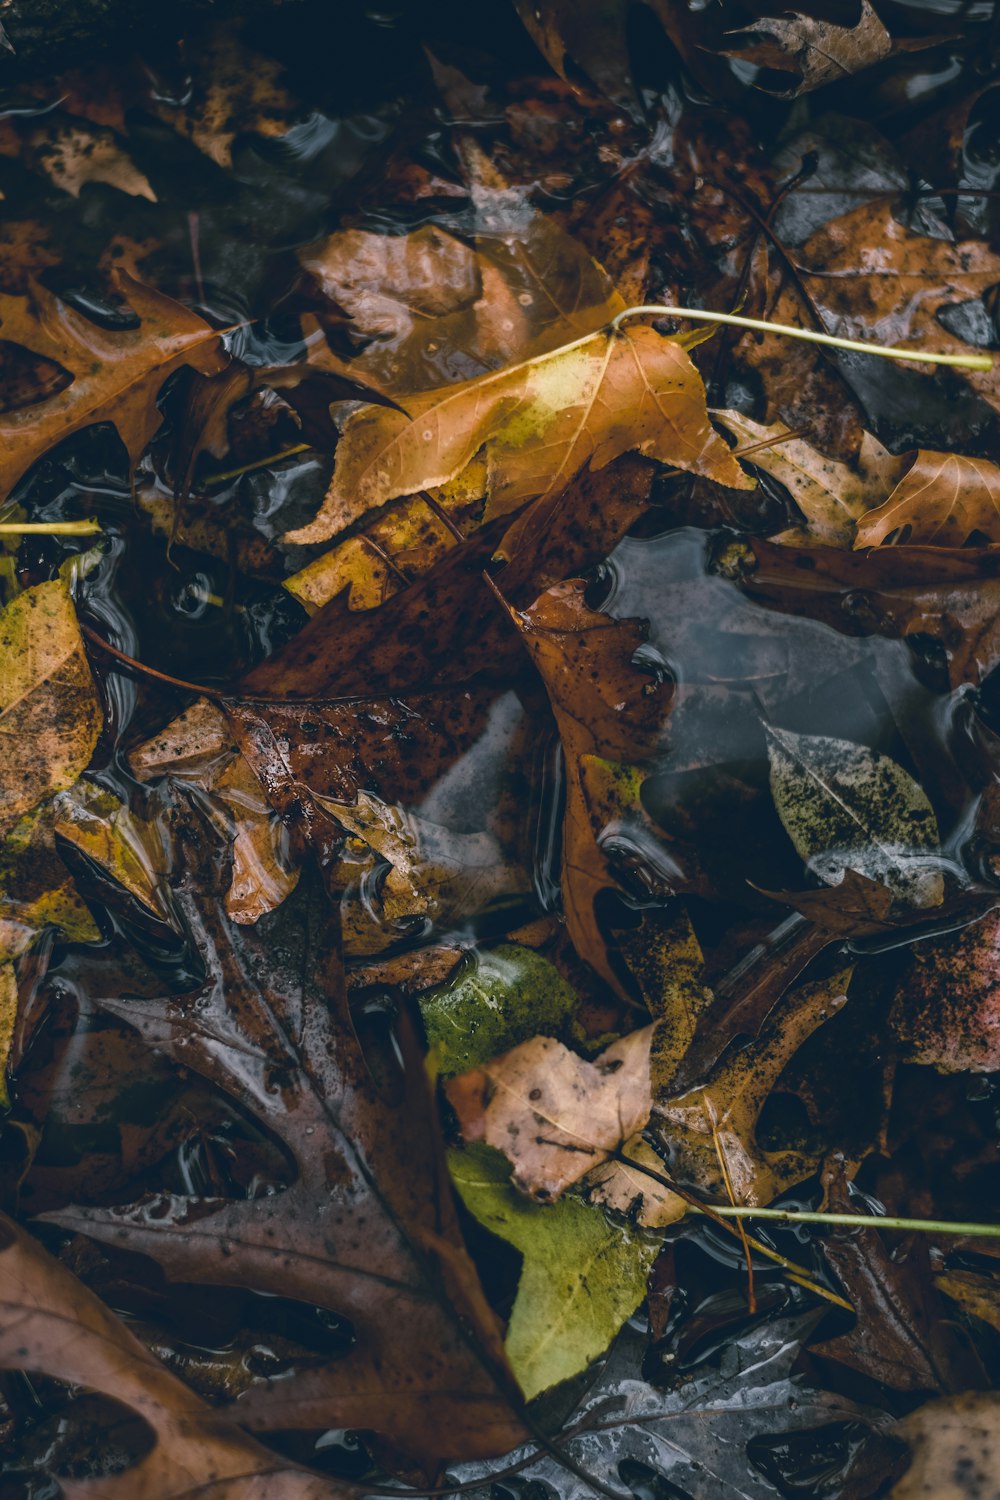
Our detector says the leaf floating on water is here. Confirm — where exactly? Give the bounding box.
[286,322,752,545]
[0,580,101,835]
[450,1143,658,1401]
[766,726,942,906]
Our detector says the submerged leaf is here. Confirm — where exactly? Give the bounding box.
[766,726,942,905]
[890,907,1000,1073]
[892,1392,1000,1498]
[0,580,101,835]
[420,944,578,1076]
[286,322,751,545]
[450,1143,657,1401]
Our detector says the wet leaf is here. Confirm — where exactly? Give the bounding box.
[0,579,101,834]
[451,1143,657,1401]
[53,783,172,923]
[286,322,752,546]
[723,1,892,98]
[25,119,157,200]
[890,907,1000,1073]
[766,726,942,905]
[0,273,226,500]
[855,451,1000,547]
[0,801,102,957]
[0,961,16,1108]
[0,1213,349,1498]
[714,410,903,547]
[43,875,526,1464]
[420,943,578,1076]
[892,1392,1000,1499]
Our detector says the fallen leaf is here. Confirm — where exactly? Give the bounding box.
[148,23,301,170]
[53,782,172,923]
[723,1,892,97]
[43,874,526,1464]
[285,322,752,545]
[0,962,16,1107]
[0,579,101,834]
[0,1213,349,1498]
[450,1142,658,1401]
[0,802,102,956]
[766,726,942,905]
[855,451,1000,547]
[448,968,850,1211]
[714,410,903,547]
[936,1266,1000,1337]
[891,1391,1000,1498]
[420,943,579,1076]
[0,272,227,500]
[24,119,157,200]
[890,907,1000,1072]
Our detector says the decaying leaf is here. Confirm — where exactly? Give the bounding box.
[0,962,16,1108]
[447,967,850,1214]
[1,802,101,956]
[890,907,1000,1072]
[856,451,1000,547]
[0,580,101,834]
[286,322,752,545]
[724,1,892,97]
[891,1391,1000,1498]
[24,120,157,200]
[451,1143,657,1401]
[0,1213,348,1498]
[766,726,942,906]
[43,876,527,1464]
[0,273,227,499]
[714,410,903,547]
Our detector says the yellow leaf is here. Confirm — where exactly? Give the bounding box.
[1,961,17,1108]
[0,580,101,834]
[286,323,753,545]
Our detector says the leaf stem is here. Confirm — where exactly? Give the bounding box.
[693,1205,1000,1237]
[611,304,994,371]
[0,520,103,535]
[205,442,313,487]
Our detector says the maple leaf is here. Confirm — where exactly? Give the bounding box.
[42,872,526,1464]
[0,579,101,835]
[723,0,892,97]
[855,451,1000,547]
[447,966,850,1212]
[285,322,752,546]
[0,1213,348,1499]
[0,272,227,500]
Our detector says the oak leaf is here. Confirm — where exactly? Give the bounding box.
[0,1213,348,1498]
[0,579,101,835]
[855,451,1000,547]
[723,1,891,97]
[43,873,526,1464]
[0,272,227,500]
[285,322,752,545]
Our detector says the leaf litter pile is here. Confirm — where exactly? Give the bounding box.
[4,1,1000,1495]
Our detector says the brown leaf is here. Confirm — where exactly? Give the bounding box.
[285,322,751,546]
[0,1214,347,1498]
[856,451,1000,547]
[24,120,157,200]
[891,1391,1000,1498]
[0,272,227,500]
[890,907,1000,1073]
[714,410,903,547]
[723,1,892,97]
[42,874,526,1463]
[502,580,671,990]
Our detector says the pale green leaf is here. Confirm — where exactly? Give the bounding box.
[450,1143,658,1401]
[766,726,942,905]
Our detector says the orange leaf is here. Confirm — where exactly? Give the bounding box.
[855,450,1000,547]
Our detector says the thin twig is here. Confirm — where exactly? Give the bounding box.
[0,520,102,535]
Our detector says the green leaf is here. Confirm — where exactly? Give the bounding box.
[419,943,577,1076]
[450,1142,658,1401]
[766,726,942,906]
